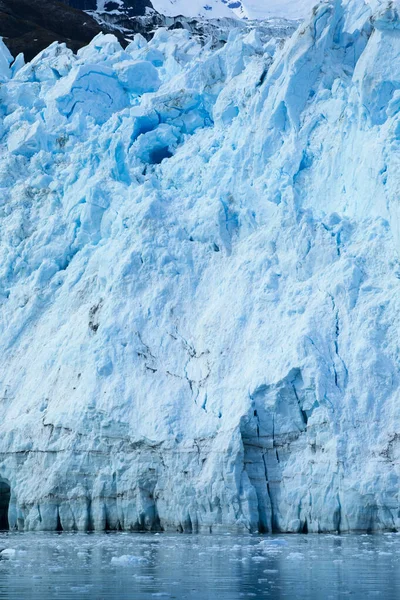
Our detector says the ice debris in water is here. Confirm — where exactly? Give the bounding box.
[0,549,16,558]
[111,555,149,565]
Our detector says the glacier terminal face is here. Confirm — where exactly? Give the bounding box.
[1,0,400,534]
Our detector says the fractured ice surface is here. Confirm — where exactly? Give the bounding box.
[1,0,400,534]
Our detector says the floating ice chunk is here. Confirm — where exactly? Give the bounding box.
[0,549,16,558]
[263,569,279,573]
[111,555,148,565]
[286,552,305,559]
[258,539,288,547]
[114,60,161,95]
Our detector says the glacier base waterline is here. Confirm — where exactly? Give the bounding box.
[1,0,400,534]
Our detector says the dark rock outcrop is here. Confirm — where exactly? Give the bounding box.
[60,0,154,16]
[0,0,127,61]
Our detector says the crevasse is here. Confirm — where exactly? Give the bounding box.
[0,0,400,533]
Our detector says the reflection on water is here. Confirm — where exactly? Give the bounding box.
[0,531,398,599]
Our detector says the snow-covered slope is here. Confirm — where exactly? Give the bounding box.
[61,0,318,20]
[151,0,317,19]
[1,0,400,533]
[238,0,319,19]
[65,0,317,19]
[150,0,241,18]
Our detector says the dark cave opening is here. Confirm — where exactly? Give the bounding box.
[56,510,63,532]
[0,482,10,530]
[148,146,173,164]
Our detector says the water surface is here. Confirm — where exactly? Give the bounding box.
[0,531,399,599]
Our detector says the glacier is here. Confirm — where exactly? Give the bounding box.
[0,0,400,534]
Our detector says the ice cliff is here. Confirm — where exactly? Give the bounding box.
[1,0,400,534]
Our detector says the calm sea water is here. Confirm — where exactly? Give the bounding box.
[0,531,398,599]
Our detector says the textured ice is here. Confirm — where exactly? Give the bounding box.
[1,0,400,534]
